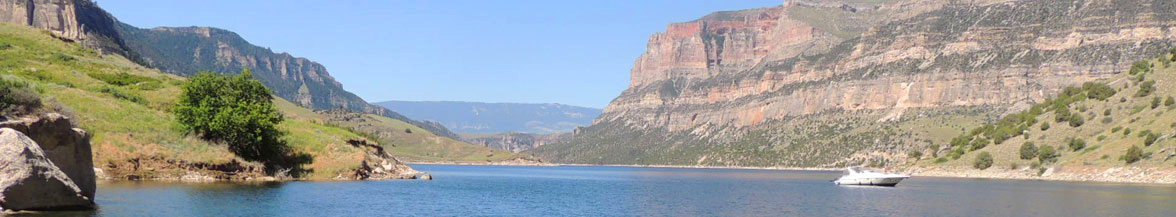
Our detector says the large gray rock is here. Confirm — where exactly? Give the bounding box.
[0,113,95,200]
[0,128,93,211]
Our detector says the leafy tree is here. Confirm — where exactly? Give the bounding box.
[974,152,993,170]
[174,70,309,175]
[1020,142,1038,160]
[1124,145,1143,164]
[1038,145,1058,164]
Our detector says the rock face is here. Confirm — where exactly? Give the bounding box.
[0,0,137,60]
[0,128,92,211]
[459,132,570,153]
[342,139,424,180]
[530,0,1176,166]
[0,113,94,202]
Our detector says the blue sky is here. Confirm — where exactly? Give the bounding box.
[99,0,781,108]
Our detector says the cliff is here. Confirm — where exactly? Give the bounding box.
[0,0,137,60]
[530,0,1176,167]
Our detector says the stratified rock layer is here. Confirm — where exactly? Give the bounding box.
[531,0,1176,166]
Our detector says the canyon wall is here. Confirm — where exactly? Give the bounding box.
[530,0,1176,166]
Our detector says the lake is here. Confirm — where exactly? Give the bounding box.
[20,164,1176,216]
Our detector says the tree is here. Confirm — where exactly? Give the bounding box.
[1124,145,1143,164]
[1020,142,1038,160]
[174,70,308,175]
[974,152,994,170]
[1038,145,1058,164]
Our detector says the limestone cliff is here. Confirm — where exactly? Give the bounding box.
[530,0,1176,166]
[0,0,137,60]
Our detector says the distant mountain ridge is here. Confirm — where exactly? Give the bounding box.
[375,101,601,134]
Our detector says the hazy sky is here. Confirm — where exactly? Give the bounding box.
[100,0,781,108]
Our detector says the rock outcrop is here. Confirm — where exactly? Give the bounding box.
[0,121,94,211]
[0,0,138,60]
[0,113,94,202]
[530,0,1176,166]
[341,139,425,180]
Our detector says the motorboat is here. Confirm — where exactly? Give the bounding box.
[833,167,910,186]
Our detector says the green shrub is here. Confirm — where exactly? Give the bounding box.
[1135,80,1156,97]
[1040,122,1050,131]
[0,78,42,117]
[1097,135,1107,141]
[948,148,965,160]
[1038,167,1047,176]
[1038,146,1058,164]
[1068,113,1084,127]
[1129,61,1150,75]
[929,144,940,158]
[1019,142,1038,160]
[1112,126,1123,133]
[1124,145,1143,164]
[0,41,10,49]
[1123,128,1132,136]
[1166,96,1175,107]
[934,158,948,164]
[1152,97,1161,109]
[974,152,994,170]
[49,53,74,63]
[908,151,923,160]
[98,86,145,104]
[174,70,309,175]
[970,137,989,151]
[1144,132,1159,146]
[1067,138,1086,151]
[88,72,157,86]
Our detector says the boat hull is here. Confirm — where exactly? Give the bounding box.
[834,177,906,186]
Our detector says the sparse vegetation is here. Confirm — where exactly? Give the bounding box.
[0,77,42,117]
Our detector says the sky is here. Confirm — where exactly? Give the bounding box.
[99,0,782,108]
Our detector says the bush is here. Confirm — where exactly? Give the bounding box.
[948,148,965,160]
[1135,80,1155,97]
[1067,138,1086,151]
[1019,142,1038,160]
[0,78,42,117]
[1166,96,1175,107]
[1124,145,1143,164]
[1112,126,1122,133]
[1038,145,1058,164]
[98,86,145,104]
[908,151,923,160]
[1152,97,1161,109]
[1144,132,1159,146]
[1068,113,1084,127]
[49,53,74,62]
[1129,61,1150,75]
[88,72,157,86]
[929,144,940,158]
[1040,122,1050,130]
[1123,128,1132,136]
[934,158,948,164]
[970,137,990,151]
[174,70,309,175]
[974,152,994,170]
[1097,135,1107,141]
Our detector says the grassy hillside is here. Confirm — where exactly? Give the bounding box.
[915,55,1176,171]
[276,100,534,162]
[0,23,523,179]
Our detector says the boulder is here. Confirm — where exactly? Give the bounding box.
[0,113,95,200]
[0,128,93,211]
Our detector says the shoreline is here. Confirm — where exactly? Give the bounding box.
[410,162,1176,185]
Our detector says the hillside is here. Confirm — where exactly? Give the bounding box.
[375,101,601,134]
[459,132,570,153]
[0,23,521,180]
[529,0,1176,167]
[906,55,1176,182]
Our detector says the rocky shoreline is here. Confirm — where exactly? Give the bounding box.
[904,166,1176,184]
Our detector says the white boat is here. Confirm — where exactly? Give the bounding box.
[833,167,910,186]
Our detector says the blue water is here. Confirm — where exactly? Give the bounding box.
[23,165,1176,216]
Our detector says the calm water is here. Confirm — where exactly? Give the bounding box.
[21,164,1176,216]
